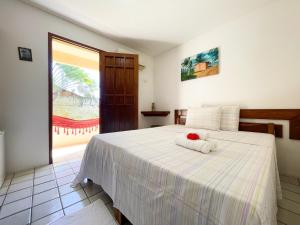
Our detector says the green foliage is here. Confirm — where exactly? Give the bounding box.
[181,74,196,81]
[52,63,97,98]
[181,57,194,77]
[195,48,219,66]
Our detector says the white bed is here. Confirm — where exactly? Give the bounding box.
[73,125,281,225]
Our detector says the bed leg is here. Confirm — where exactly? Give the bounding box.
[87,178,93,183]
[114,208,122,225]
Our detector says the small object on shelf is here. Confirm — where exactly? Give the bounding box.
[141,111,170,117]
[151,125,162,128]
[151,102,155,111]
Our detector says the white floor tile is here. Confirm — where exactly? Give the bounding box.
[72,166,80,173]
[56,174,76,186]
[32,198,62,222]
[14,169,34,178]
[280,175,300,186]
[54,165,71,173]
[61,189,87,208]
[1,178,12,188]
[34,169,54,179]
[34,165,53,173]
[281,182,300,194]
[0,197,32,219]
[0,195,4,206]
[70,161,81,169]
[33,188,59,206]
[8,180,33,194]
[278,199,300,215]
[34,174,56,186]
[84,183,103,197]
[63,199,90,215]
[11,174,34,185]
[277,207,300,225]
[0,186,8,196]
[89,191,112,204]
[0,209,31,225]
[4,174,13,180]
[31,210,64,225]
[53,161,70,168]
[58,183,81,196]
[105,202,115,218]
[33,180,57,195]
[3,187,33,205]
[282,189,300,204]
[55,169,74,179]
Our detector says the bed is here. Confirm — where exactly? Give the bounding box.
[73,118,282,225]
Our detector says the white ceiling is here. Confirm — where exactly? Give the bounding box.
[23,0,274,56]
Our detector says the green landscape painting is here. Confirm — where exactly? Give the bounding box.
[181,47,219,81]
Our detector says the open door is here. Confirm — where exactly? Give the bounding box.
[48,33,101,164]
[100,52,138,133]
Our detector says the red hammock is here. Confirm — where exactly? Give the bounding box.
[52,115,100,135]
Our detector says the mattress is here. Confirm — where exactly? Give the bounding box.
[73,125,281,225]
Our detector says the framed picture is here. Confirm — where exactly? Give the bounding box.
[181,47,219,81]
[18,47,32,61]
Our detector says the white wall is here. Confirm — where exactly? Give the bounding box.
[0,0,154,173]
[153,0,300,177]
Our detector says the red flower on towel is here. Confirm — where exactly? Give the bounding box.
[187,133,200,140]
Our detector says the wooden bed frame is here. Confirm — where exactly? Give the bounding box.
[175,109,300,139]
[114,108,300,224]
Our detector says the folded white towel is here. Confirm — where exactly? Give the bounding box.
[175,134,216,153]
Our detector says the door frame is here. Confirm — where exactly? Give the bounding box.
[48,33,103,164]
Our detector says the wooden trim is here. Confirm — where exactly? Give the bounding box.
[141,111,170,117]
[238,122,282,137]
[240,109,300,120]
[48,33,103,164]
[240,109,300,139]
[48,33,104,53]
[114,208,122,224]
[134,54,139,129]
[48,34,53,164]
[174,109,300,139]
[267,123,275,135]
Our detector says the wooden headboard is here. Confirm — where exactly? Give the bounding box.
[174,109,300,140]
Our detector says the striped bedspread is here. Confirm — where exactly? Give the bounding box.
[74,125,281,225]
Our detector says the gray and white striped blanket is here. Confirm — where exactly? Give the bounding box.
[74,125,281,225]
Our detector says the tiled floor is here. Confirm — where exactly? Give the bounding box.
[0,159,114,225]
[277,175,300,225]
[1,155,300,225]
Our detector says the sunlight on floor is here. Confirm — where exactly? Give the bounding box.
[53,144,87,163]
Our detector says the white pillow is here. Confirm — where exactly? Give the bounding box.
[203,105,240,131]
[185,107,221,130]
[220,105,240,131]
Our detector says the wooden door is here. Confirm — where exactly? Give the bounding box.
[100,52,138,133]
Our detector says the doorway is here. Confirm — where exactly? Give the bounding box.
[48,33,101,163]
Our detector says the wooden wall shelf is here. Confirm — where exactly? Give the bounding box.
[141,111,170,117]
